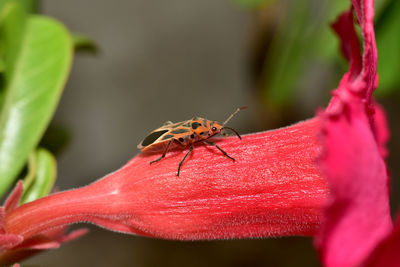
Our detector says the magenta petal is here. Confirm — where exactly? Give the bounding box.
[371,102,390,159]
[331,10,362,78]
[352,0,377,102]
[363,214,400,267]
[316,99,392,267]
[315,0,392,266]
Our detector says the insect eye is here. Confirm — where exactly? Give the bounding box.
[212,127,217,131]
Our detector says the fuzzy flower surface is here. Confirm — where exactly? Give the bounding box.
[0,118,326,265]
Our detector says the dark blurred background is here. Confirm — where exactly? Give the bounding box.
[25,0,400,266]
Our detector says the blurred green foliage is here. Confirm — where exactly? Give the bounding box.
[237,0,399,111]
[0,0,74,199]
[375,0,400,96]
[73,32,98,53]
[233,0,275,9]
[263,0,348,107]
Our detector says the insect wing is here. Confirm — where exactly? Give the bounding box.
[137,120,192,150]
[138,129,170,149]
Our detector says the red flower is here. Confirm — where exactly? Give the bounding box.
[314,0,399,266]
[0,118,327,265]
[4,118,326,237]
[0,182,87,265]
[1,0,399,266]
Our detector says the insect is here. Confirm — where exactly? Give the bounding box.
[138,106,247,176]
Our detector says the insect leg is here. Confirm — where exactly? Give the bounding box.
[203,141,235,161]
[150,139,174,165]
[177,145,194,176]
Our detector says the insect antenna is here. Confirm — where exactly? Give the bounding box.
[222,126,242,140]
[221,106,247,140]
[222,106,248,126]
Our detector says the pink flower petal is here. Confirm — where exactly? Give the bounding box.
[331,10,362,79]
[17,237,60,250]
[0,182,88,265]
[316,100,392,267]
[0,182,24,251]
[363,214,400,267]
[371,102,390,158]
[0,228,88,266]
[0,208,4,234]
[315,1,392,266]
[4,181,23,214]
[0,234,23,251]
[4,118,327,241]
[351,0,377,103]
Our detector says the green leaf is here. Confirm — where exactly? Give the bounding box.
[232,0,275,9]
[0,0,11,13]
[0,58,4,72]
[262,1,309,107]
[21,148,56,204]
[19,0,38,13]
[0,0,37,14]
[73,32,98,53]
[375,0,392,19]
[261,0,349,108]
[0,3,27,82]
[22,151,37,192]
[0,5,73,196]
[375,0,400,96]
[0,3,27,141]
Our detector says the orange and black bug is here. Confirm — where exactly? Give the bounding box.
[138,106,247,176]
